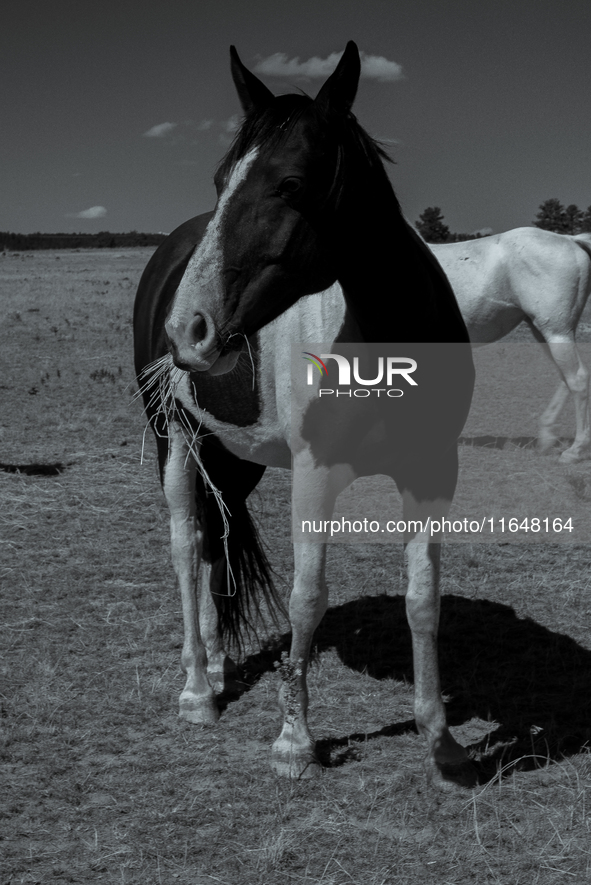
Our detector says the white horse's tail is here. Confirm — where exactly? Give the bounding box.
[573,232,591,261]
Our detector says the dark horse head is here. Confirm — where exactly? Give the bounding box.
[165,42,365,372]
[165,42,468,374]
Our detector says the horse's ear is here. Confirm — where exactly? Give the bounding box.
[314,41,360,116]
[230,46,275,113]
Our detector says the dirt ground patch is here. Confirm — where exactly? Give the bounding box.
[1,248,591,884]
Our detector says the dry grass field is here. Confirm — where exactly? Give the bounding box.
[2,247,591,884]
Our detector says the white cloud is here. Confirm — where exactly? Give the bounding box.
[359,53,404,82]
[220,114,240,132]
[68,206,107,219]
[218,115,241,146]
[197,119,213,131]
[254,51,341,79]
[221,114,240,133]
[253,50,403,83]
[143,121,177,138]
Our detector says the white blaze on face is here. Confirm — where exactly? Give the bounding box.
[168,147,260,331]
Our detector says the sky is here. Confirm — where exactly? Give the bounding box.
[1,0,590,236]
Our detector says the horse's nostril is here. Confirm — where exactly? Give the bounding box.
[187,312,209,346]
[164,309,218,366]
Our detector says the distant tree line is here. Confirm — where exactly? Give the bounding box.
[416,200,591,244]
[415,208,490,244]
[0,231,167,251]
[532,199,591,235]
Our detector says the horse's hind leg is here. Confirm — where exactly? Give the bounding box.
[547,338,590,462]
[538,380,570,453]
[164,422,219,724]
[529,326,591,461]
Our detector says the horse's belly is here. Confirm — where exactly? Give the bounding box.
[464,305,524,343]
[431,237,525,343]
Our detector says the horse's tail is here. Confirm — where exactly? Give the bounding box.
[196,435,286,653]
[573,232,591,261]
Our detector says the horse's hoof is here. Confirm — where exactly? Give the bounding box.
[271,753,322,779]
[424,756,478,792]
[559,448,589,464]
[208,657,241,695]
[208,671,238,694]
[537,438,556,454]
[179,693,219,725]
[270,743,322,779]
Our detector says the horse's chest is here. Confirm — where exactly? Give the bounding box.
[176,369,290,468]
[187,366,261,427]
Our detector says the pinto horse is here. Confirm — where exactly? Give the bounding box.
[432,229,591,463]
[134,42,476,788]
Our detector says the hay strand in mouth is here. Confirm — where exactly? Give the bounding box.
[135,353,235,594]
[226,332,256,390]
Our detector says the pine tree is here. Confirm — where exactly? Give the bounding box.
[415,207,450,243]
[580,206,591,234]
[533,199,569,233]
[564,204,584,234]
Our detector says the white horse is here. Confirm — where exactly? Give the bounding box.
[432,228,591,462]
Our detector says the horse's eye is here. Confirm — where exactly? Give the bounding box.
[279,177,303,198]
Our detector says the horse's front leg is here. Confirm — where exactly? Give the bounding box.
[198,557,240,695]
[163,423,218,724]
[270,455,351,777]
[403,491,477,790]
[270,542,328,778]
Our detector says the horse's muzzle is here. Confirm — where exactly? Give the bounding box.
[164,309,220,372]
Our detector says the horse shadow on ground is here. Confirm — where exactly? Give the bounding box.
[0,462,65,476]
[221,593,591,782]
[459,435,574,451]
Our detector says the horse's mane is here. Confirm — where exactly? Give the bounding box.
[215,93,395,215]
[323,108,396,215]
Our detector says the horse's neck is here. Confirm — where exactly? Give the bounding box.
[334,193,467,343]
[335,210,425,341]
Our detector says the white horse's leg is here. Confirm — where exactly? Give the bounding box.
[538,380,570,453]
[530,327,591,461]
[164,423,218,724]
[198,558,240,694]
[546,339,590,462]
[271,542,328,778]
[403,492,477,790]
